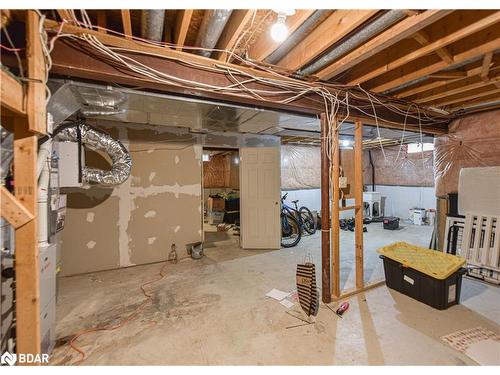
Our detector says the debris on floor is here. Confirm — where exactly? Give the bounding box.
[441,326,500,365]
[265,289,291,301]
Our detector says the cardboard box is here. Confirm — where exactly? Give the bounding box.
[207,197,225,212]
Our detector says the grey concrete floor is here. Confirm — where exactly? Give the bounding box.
[51,223,500,365]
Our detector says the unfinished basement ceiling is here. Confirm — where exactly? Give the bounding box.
[47,9,500,117]
[49,80,432,147]
[49,80,319,136]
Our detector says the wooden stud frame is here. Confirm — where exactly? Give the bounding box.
[320,116,382,302]
[0,9,45,362]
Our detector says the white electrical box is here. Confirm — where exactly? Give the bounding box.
[56,141,84,187]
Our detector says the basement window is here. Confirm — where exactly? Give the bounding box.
[407,142,434,154]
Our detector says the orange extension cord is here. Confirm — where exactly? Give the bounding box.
[67,261,169,365]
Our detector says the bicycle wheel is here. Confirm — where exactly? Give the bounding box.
[299,206,317,235]
[281,213,301,248]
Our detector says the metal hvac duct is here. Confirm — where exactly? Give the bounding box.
[141,10,166,42]
[195,9,233,57]
[53,122,132,187]
[299,10,406,76]
[265,10,331,65]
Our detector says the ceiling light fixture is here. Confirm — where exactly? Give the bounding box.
[271,9,295,43]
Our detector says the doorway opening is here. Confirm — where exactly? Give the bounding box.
[202,147,241,249]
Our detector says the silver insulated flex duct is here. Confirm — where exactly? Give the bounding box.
[141,10,166,42]
[299,10,406,76]
[54,122,132,187]
[195,9,233,57]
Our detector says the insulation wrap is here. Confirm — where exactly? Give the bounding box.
[434,109,500,197]
[54,122,132,186]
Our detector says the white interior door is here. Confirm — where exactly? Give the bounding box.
[240,147,281,249]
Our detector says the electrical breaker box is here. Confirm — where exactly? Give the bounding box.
[56,141,84,188]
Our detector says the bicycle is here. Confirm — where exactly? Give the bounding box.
[280,193,317,248]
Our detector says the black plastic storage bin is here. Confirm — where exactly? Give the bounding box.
[379,255,466,310]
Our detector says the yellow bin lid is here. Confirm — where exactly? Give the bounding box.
[377,242,465,280]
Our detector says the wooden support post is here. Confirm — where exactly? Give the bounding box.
[26,10,47,135]
[354,120,364,289]
[14,118,41,359]
[331,117,341,299]
[320,113,331,303]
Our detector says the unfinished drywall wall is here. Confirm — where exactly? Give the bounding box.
[434,109,500,197]
[363,146,434,187]
[59,121,279,276]
[59,123,203,276]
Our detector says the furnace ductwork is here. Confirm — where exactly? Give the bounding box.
[53,122,132,187]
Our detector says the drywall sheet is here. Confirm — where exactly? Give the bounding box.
[458,166,500,216]
[59,124,203,276]
[363,146,434,187]
[434,109,500,197]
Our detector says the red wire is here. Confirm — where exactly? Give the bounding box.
[0,44,24,52]
[68,261,169,365]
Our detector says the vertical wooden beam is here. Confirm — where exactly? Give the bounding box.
[213,10,254,61]
[436,198,448,251]
[354,120,364,289]
[97,10,107,34]
[331,117,341,299]
[481,52,493,81]
[320,113,331,303]
[121,10,132,39]
[14,118,40,359]
[174,9,193,50]
[26,10,47,135]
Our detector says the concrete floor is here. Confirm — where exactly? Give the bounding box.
[51,223,500,365]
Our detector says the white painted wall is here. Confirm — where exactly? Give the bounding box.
[282,185,436,220]
[368,185,436,219]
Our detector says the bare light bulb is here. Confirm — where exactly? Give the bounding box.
[270,15,288,42]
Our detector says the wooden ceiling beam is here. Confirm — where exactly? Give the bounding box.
[450,94,500,112]
[433,86,500,107]
[349,12,500,85]
[315,10,452,80]
[96,10,107,34]
[248,10,315,62]
[43,36,448,134]
[427,71,468,79]
[371,36,500,92]
[56,9,72,22]
[416,74,500,104]
[412,30,453,64]
[174,9,193,51]
[121,9,132,39]
[396,64,490,98]
[213,10,254,61]
[481,52,494,80]
[276,10,378,71]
